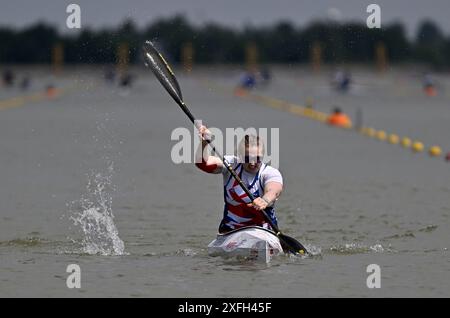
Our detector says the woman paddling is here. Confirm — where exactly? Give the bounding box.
[195,125,283,234]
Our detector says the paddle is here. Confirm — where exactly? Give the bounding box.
[142,40,309,256]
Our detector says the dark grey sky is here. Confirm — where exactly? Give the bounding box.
[1,0,450,38]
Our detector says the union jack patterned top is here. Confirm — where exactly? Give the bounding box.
[219,156,283,233]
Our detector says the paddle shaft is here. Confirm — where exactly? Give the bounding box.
[143,41,307,254]
[177,101,282,235]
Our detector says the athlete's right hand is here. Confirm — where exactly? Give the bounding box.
[198,125,212,141]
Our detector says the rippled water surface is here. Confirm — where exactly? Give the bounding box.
[0,67,449,297]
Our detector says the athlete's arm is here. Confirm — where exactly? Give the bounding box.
[195,125,223,174]
[262,181,283,205]
[249,181,283,211]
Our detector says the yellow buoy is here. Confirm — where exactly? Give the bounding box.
[412,141,424,153]
[377,130,387,141]
[317,113,327,122]
[304,108,314,117]
[429,146,442,157]
[388,134,400,145]
[367,128,376,138]
[401,137,412,148]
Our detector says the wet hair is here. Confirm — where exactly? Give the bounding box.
[238,134,265,160]
[333,107,342,114]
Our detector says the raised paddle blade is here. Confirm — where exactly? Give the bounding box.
[142,40,310,257]
[278,233,309,256]
[143,41,183,104]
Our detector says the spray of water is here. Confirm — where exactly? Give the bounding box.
[70,162,126,256]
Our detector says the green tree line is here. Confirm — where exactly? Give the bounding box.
[0,15,449,68]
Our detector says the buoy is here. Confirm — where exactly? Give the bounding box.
[429,146,442,157]
[412,141,424,153]
[234,87,248,97]
[46,85,58,99]
[304,108,314,117]
[317,113,328,122]
[445,152,450,162]
[401,137,412,148]
[343,122,352,129]
[388,134,400,145]
[425,86,437,97]
[377,130,387,141]
[367,128,376,138]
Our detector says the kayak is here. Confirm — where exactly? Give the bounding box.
[207,226,284,263]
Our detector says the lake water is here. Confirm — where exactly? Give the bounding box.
[0,66,449,297]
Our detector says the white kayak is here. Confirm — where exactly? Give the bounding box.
[207,226,284,263]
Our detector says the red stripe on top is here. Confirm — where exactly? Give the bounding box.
[226,203,267,225]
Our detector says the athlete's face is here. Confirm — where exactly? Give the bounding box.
[242,146,264,174]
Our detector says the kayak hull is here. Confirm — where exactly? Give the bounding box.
[207,226,284,263]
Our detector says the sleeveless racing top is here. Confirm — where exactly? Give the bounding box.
[219,155,283,233]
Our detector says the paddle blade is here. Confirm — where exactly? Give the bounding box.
[278,233,309,256]
[143,40,183,104]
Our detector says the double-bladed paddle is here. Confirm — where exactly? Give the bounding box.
[142,40,308,256]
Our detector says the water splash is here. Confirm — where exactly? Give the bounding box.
[70,163,126,256]
[328,243,393,255]
[305,244,322,256]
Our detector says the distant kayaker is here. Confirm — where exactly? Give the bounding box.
[423,73,437,97]
[332,70,351,92]
[20,76,31,91]
[327,107,352,128]
[2,69,15,87]
[238,71,256,90]
[196,125,283,234]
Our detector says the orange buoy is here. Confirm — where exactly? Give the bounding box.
[234,87,248,97]
[327,108,352,128]
[46,85,59,99]
[424,85,437,97]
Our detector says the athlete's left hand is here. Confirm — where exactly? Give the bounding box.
[248,197,268,211]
